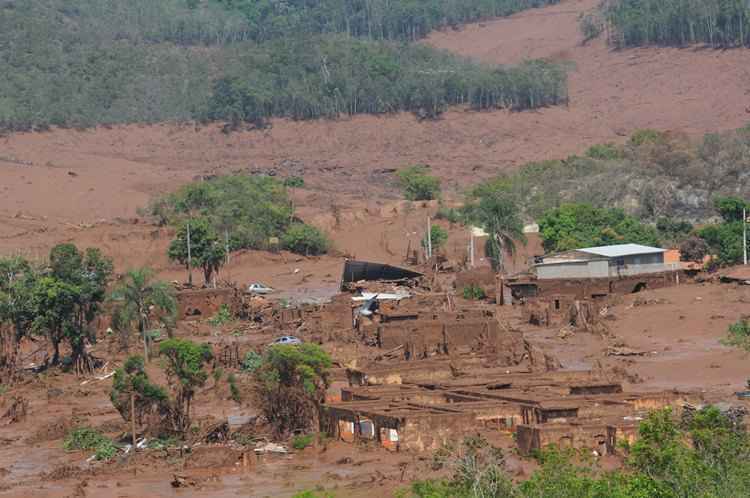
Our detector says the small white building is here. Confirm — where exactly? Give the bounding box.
[533,243,674,280]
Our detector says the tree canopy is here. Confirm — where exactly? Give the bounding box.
[602,0,750,49]
[31,245,113,370]
[397,165,442,201]
[168,217,227,286]
[539,204,660,253]
[110,268,177,359]
[254,343,332,436]
[462,183,526,272]
[0,0,567,132]
[159,339,213,432]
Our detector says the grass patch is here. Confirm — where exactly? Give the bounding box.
[462,284,486,301]
[292,433,315,450]
[722,318,750,351]
[63,427,117,461]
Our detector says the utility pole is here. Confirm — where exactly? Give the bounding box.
[130,390,137,450]
[225,227,230,265]
[186,220,193,287]
[744,207,748,265]
[427,217,432,260]
[469,228,475,268]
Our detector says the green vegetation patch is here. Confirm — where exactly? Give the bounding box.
[601,0,750,48]
[292,433,315,450]
[0,1,568,132]
[63,427,117,461]
[722,318,750,351]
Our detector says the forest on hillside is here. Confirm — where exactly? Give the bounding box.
[211,0,561,42]
[596,0,750,48]
[0,0,566,132]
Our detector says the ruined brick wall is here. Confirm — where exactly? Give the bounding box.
[455,268,497,299]
[401,414,477,452]
[176,288,240,320]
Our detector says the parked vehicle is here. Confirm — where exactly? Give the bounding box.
[269,336,302,346]
[247,282,274,294]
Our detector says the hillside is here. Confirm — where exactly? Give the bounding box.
[3,1,750,220]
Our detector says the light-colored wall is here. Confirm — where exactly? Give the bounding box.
[609,262,677,277]
[536,257,675,280]
[535,259,608,279]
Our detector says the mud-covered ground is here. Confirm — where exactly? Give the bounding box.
[2,0,750,495]
[0,280,746,497]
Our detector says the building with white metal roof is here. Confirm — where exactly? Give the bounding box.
[533,243,674,280]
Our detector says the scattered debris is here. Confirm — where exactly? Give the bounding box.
[171,474,197,488]
[606,347,647,357]
[254,442,288,454]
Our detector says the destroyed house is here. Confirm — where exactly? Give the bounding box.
[321,372,690,453]
[533,244,672,280]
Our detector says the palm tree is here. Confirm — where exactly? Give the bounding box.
[467,190,526,274]
[110,268,177,361]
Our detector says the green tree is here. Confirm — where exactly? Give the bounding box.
[0,257,39,379]
[714,196,750,223]
[697,222,744,267]
[110,355,170,439]
[462,185,526,273]
[397,165,442,201]
[168,217,226,286]
[539,204,660,253]
[254,343,331,436]
[281,223,330,256]
[422,225,449,252]
[158,339,213,432]
[31,245,113,370]
[110,267,177,361]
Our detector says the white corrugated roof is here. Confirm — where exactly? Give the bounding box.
[577,243,665,258]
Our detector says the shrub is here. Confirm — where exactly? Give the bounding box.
[422,225,449,251]
[94,439,118,461]
[629,129,666,147]
[63,427,109,451]
[579,13,604,43]
[462,284,486,301]
[435,207,462,224]
[281,224,329,256]
[679,236,709,263]
[283,176,305,188]
[241,351,263,372]
[292,433,315,450]
[397,166,442,201]
[722,319,750,351]
[64,427,117,460]
[585,143,623,160]
[208,304,233,326]
[228,373,241,403]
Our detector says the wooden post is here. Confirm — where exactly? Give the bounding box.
[427,217,432,259]
[187,220,193,286]
[469,229,475,268]
[130,390,137,450]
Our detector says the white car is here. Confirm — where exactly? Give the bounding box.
[269,336,302,346]
[247,282,274,295]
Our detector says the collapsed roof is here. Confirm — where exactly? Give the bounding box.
[341,260,422,289]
